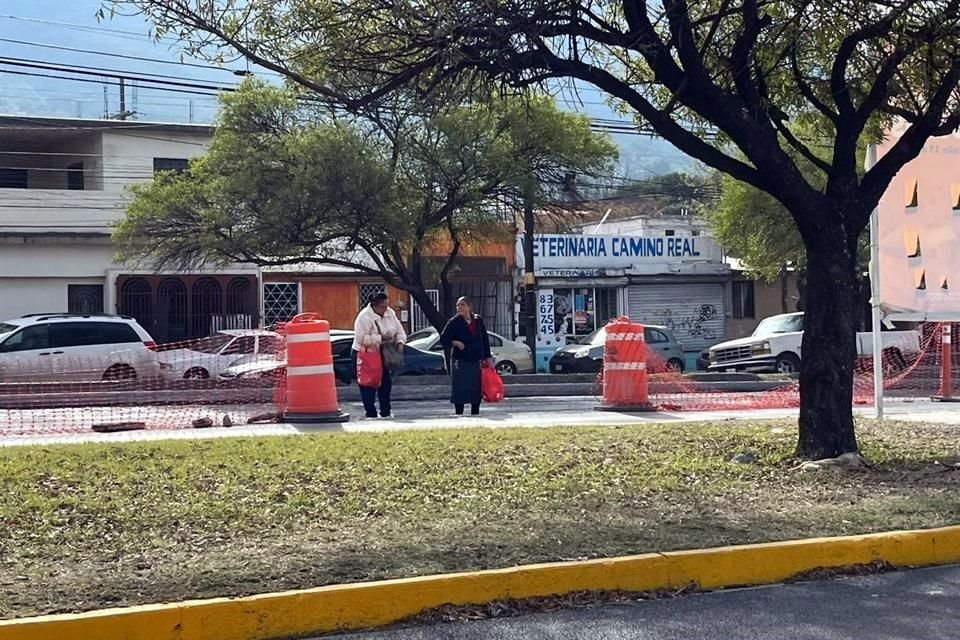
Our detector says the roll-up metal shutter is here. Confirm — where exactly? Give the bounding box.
[627,283,725,351]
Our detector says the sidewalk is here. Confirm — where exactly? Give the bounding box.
[2,396,958,447]
[323,565,960,639]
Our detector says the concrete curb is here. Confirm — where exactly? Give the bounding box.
[3,525,960,640]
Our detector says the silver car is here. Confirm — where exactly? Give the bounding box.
[406,328,534,375]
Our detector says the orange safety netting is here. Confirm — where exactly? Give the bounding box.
[0,324,956,439]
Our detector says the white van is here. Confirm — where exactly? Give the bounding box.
[0,314,165,382]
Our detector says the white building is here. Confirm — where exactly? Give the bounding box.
[0,115,260,342]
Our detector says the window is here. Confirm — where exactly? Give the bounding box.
[358,283,387,309]
[732,281,756,319]
[50,323,101,348]
[222,336,256,356]
[67,285,104,314]
[258,336,283,354]
[331,339,354,358]
[0,168,28,189]
[645,328,670,344]
[692,230,701,237]
[67,163,84,190]
[552,287,622,344]
[98,323,140,344]
[153,158,189,174]
[488,334,503,347]
[665,229,676,236]
[263,283,299,327]
[0,325,49,352]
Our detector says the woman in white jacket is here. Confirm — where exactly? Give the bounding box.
[352,292,407,418]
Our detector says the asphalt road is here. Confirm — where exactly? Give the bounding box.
[325,565,960,640]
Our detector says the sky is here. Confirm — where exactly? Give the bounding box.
[0,0,695,175]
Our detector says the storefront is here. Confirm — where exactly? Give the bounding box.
[518,233,729,370]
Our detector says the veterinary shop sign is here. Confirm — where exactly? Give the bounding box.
[517,234,721,272]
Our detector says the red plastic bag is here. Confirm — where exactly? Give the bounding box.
[357,350,383,388]
[481,366,505,403]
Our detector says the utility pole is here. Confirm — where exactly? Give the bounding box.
[119,78,126,120]
[523,184,537,369]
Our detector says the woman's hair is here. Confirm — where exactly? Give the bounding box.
[456,296,474,311]
[369,292,389,306]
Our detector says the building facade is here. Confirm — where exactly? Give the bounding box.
[517,232,730,369]
[0,115,259,341]
[517,211,802,370]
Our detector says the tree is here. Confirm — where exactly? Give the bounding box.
[110,1,960,458]
[114,82,616,332]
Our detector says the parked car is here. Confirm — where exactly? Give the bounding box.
[0,313,164,382]
[549,325,686,374]
[159,329,284,380]
[219,331,446,383]
[706,312,922,373]
[406,328,534,375]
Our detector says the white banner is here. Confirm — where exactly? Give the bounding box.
[877,127,960,319]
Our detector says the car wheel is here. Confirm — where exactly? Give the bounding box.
[774,353,800,374]
[882,348,907,375]
[184,367,210,380]
[102,364,137,381]
[666,358,684,373]
[496,361,518,375]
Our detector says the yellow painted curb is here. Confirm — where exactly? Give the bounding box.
[4,525,960,640]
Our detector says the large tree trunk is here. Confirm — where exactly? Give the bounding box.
[796,234,862,459]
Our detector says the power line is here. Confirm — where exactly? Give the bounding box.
[0,37,271,76]
[0,58,239,93]
[0,14,178,42]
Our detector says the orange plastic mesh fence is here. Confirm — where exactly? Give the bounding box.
[0,324,955,439]
[0,334,286,438]
[593,323,956,411]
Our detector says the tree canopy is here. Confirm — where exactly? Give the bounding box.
[114,81,616,329]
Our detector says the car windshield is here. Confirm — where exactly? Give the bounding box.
[576,328,607,346]
[407,336,436,350]
[753,314,803,336]
[406,329,436,343]
[190,333,234,354]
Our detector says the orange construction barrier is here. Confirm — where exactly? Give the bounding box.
[596,316,654,412]
[282,313,349,423]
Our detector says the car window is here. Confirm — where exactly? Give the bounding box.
[222,336,256,356]
[98,322,141,344]
[488,335,503,347]
[331,339,354,358]
[49,322,101,348]
[645,328,669,344]
[0,324,49,352]
[191,334,233,354]
[0,322,19,336]
[258,336,283,354]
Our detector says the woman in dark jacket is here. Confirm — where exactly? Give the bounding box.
[440,296,493,416]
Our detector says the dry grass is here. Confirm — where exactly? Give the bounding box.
[1,419,958,619]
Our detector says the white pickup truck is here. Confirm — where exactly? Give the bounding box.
[707,312,921,374]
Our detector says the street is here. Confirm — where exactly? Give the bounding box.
[324,565,960,640]
[2,395,959,447]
